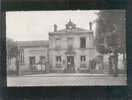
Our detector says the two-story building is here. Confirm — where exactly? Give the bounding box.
[48,20,98,73]
[7,20,100,75]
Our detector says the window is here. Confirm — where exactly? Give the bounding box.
[20,50,24,64]
[29,56,35,65]
[56,38,60,48]
[80,37,86,48]
[56,56,61,62]
[67,37,73,48]
[80,56,86,62]
[40,56,45,64]
[20,52,22,64]
[22,51,24,64]
[7,56,11,65]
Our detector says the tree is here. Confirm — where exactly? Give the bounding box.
[6,38,19,75]
[95,10,126,76]
[6,38,18,57]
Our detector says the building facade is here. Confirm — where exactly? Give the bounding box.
[7,20,102,74]
[17,41,49,74]
[48,20,98,73]
[7,20,126,76]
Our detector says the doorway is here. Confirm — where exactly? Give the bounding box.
[29,56,35,71]
[67,56,75,73]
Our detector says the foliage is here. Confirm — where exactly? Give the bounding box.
[6,38,18,58]
[95,10,125,54]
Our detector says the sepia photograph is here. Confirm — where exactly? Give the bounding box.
[6,10,127,87]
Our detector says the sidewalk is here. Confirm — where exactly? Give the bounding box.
[7,73,127,87]
[20,73,125,77]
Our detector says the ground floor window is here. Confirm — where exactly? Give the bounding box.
[7,57,11,65]
[29,56,35,65]
[56,56,61,62]
[39,56,45,64]
[56,56,62,68]
[80,56,86,62]
[19,49,24,65]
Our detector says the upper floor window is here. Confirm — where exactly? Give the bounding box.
[80,37,86,48]
[67,37,73,48]
[56,38,60,48]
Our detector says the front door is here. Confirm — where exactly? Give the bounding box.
[67,56,75,73]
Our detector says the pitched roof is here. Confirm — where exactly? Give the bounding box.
[51,20,92,34]
[17,40,49,48]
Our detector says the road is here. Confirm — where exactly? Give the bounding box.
[7,73,127,87]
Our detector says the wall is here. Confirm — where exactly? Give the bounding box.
[19,47,48,73]
[49,32,95,49]
[49,31,98,72]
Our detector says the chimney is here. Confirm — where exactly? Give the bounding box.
[54,24,57,32]
[89,22,92,31]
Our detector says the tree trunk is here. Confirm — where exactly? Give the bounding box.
[109,55,113,75]
[123,51,126,73]
[16,56,19,75]
[113,52,118,76]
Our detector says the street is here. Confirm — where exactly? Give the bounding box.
[7,73,127,87]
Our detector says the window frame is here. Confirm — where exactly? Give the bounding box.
[67,37,73,48]
[55,37,61,48]
[80,37,86,48]
[29,56,36,65]
[56,56,61,62]
[80,55,86,62]
[39,56,45,64]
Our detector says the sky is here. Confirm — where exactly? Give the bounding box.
[6,10,99,41]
